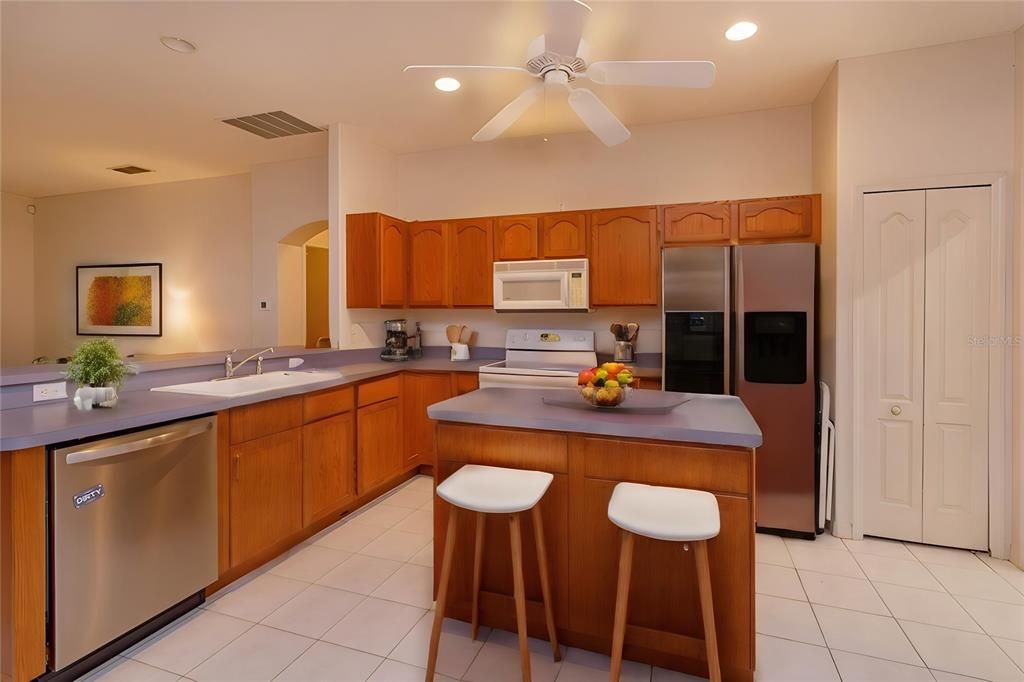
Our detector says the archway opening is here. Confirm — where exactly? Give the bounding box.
[277,219,330,348]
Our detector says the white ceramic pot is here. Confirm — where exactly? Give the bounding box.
[73,385,118,410]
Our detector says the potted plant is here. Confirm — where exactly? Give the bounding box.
[66,339,133,410]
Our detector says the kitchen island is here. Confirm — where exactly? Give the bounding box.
[427,387,762,682]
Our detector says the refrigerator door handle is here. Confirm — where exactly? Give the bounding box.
[723,247,732,394]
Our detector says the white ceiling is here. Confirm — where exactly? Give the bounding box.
[3,1,1023,198]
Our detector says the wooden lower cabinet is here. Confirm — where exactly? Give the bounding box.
[357,397,404,493]
[229,429,303,568]
[403,373,453,468]
[452,372,479,395]
[302,412,357,526]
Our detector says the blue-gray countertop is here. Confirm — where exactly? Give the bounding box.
[0,358,491,451]
[427,387,763,449]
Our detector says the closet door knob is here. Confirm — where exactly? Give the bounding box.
[890,405,902,416]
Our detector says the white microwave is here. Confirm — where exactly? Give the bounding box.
[493,259,589,311]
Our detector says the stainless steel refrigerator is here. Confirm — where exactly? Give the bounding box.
[663,244,817,537]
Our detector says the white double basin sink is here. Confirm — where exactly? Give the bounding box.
[152,370,342,399]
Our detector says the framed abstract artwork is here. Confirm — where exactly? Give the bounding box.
[76,263,162,336]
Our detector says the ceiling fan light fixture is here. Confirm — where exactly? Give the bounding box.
[159,36,197,53]
[725,21,758,41]
[434,77,461,92]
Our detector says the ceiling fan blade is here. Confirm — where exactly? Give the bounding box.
[472,83,544,142]
[586,60,717,88]
[544,0,592,57]
[403,64,532,75]
[567,87,630,147]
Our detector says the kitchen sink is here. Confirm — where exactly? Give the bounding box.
[151,370,342,398]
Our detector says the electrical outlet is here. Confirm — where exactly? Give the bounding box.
[258,300,272,311]
[33,381,68,402]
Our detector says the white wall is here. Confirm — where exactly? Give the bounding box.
[32,174,253,358]
[1,193,36,365]
[330,106,814,353]
[251,155,328,346]
[1012,25,1024,567]
[830,34,1017,539]
[276,243,305,347]
[812,66,839,420]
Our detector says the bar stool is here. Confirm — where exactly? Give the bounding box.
[607,482,722,682]
[426,464,561,682]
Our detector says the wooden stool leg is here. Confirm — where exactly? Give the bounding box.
[609,530,635,682]
[471,512,486,640]
[694,540,721,682]
[425,507,458,682]
[509,513,532,682]
[531,505,561,662]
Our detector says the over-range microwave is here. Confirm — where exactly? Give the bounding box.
[493,258,589,311]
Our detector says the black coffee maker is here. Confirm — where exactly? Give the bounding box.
[381,319,410,361]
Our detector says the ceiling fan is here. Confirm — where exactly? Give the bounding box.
[404,0,716,147]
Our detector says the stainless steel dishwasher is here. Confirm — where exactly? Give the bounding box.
[51,415,218,672]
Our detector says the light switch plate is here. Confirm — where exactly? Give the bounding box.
[33,381,68,402]
[258,299,272,311]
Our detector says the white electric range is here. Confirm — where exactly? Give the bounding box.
[478,329,597,389]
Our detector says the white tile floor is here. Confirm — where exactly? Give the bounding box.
[79,475,1024,682]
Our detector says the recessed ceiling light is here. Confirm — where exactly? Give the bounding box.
[434,77,461,92]
[725,21,758,41]
[160,36,197,54]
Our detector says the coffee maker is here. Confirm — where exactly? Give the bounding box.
[381,319,409,361]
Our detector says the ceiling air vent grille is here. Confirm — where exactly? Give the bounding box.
[222,111,325,139]
[110,165,152,174]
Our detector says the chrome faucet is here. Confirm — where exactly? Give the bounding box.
[222,347,274,379]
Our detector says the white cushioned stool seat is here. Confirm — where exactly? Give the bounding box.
[437,464,554,514]
[608,482,720,541]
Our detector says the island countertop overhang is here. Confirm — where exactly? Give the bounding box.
[427,387,763,449]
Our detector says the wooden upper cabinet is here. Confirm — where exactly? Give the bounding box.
[736,195,819,243]
[494,215,539,261]
[346,213,408,308]
[540,212,588,259]
[408,221,450,307]
[379,215,407,307]
[449,218,494,306]
[589,207,659,306]
[662,202,736,245]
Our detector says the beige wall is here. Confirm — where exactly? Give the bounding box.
[830,34,1017,540]
[396,105,812,219]
[33,174,253,358]
[251,155,328,346]
[276,243,306,347]
[812,66,839,420]
[1012,25,1023,567]
[1,193,36,365]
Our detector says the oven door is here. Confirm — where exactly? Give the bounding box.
[493,270,570,310]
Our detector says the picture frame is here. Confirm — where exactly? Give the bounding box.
[76,263,162,337]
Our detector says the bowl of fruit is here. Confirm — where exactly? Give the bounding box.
[577,362,634,407]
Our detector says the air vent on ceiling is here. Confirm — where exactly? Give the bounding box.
[221,111,326,139]
[110,165,152,174]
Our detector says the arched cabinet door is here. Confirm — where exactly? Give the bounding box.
[495,215,538,260]
[662,202,735,245]
[736,196,817,243]
[449,218,494,306]
[540,212,588,258]
[378,215,407,307]
[588,206,658,306]
[408,221,449,307]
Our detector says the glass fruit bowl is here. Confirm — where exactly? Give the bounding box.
[578,383,629,408]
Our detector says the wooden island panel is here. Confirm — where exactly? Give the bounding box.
[434,423,755,682]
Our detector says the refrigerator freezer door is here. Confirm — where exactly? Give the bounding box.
[735,243,817,536]
[663,247,729,312]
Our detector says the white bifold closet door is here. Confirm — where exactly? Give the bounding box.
[862,186,991,550]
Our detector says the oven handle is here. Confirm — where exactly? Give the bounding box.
[65,420,213,465]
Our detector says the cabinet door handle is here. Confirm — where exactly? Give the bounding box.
[232,453,241,481]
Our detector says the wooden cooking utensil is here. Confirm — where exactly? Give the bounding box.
[459,326,472,344]
[626,322,640,342]
[610,323,624,341]
[446,325,460,344]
